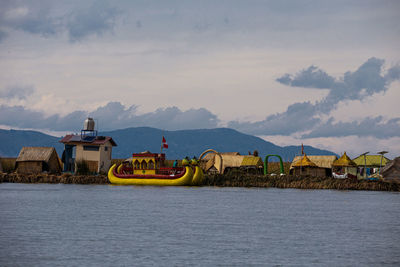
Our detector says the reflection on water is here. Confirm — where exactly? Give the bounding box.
[0,183,399,266]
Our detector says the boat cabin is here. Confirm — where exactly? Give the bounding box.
[131,152,166,175]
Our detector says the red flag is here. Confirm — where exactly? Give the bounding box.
[301,143,304,155]
[162,136,168,149]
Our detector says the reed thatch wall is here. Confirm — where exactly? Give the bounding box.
[16,147,61,174]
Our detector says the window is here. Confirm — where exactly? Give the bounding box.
[83,145,99,151]
[134,160,140,169]
[148,160,154,169]
[141,161,148,169]
[105,146,108,151]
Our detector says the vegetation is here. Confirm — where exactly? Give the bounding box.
[203,172,399,191]
[0,172,108,184]
[0,158,16,173]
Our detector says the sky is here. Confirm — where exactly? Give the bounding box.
[0,0,399,158]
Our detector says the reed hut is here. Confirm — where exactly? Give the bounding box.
[16,147,62,174]
[353,154,390,178]
[290,155,337,177]
[202,152,263,174]
[0,157,3,172]
[381,157,400,181]
[291,154,326,177]
[332,152,357,179]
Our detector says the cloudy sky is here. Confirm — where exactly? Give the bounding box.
[0,0,399,158]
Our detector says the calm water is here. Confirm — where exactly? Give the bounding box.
[0,183,399,266]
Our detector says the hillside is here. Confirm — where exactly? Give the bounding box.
[0,127,335,161]
[0,129,64,157]
[101,127,335,161]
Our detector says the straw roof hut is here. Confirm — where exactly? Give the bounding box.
[240,155,264,173]
[353,155,390,167]
[290,155,337,177]
[16,147,61,174]
[202,152,262,174]
[353,154,391,178]
[381,157,400,182]
[332,152,357,179]
[290,154,326,177]
[332,152,357,167]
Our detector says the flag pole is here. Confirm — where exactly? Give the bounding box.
[160,135,163,155]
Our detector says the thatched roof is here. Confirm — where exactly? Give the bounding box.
[241,156,263,167]
[290,155,337,169]
[220,155,244,169]
[202,152,240,161]
[16,147,58,162]
[353,155,390,166]
[332,152,357,167]
[203,153,261,173]
[381,157,400,179]
[292,154,317,167]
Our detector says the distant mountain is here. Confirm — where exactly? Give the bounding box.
[0,127,336,161]
[0,129,64,157]
[101,127,336,161]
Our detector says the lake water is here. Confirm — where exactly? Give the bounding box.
[0,183,399,266]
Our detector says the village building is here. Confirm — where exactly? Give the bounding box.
[380,157,400,182]
[60,118,117,174]
[353,154,390,178]
[332,152,358,179]
[16,147,62,174]
[290,155,337,177]
[200,151,263,174]
[290,154,326,177]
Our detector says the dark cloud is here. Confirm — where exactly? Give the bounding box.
[0,0,120,42]
[276,66,336,89]
[0,102,219,131]
[385,65,400,82]
[228,102,320,135]
[230,58,400,137]
[277,57,392,112]
[302,117,400,139]
[0,104,86,130]
[0,85,35,100]
[0,1,61,39]
[66,0,120,42]
[88,102,219,130]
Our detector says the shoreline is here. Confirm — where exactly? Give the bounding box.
[0,172,399,191]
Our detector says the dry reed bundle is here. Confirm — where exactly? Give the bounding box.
[203,173,399,191]
[0,172,109,184]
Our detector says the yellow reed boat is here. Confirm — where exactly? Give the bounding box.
[108,152,202,186]
[190,159,205,186]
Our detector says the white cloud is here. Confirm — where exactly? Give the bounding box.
[0,1,399,153]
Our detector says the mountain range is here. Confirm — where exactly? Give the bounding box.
[0,127,336,161]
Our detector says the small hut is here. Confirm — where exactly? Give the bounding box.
[0,157,3,172]
[381,157,400,182]
[16,147,62,174]
[290,155,337,177]
[201,152,263,174]
[332,152,357,179]
[291,154,326,177]
[353,154,390,178]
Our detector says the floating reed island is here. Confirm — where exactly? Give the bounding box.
[0,172,108,184]
[203,172,400,191]
[0,172,399,191]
